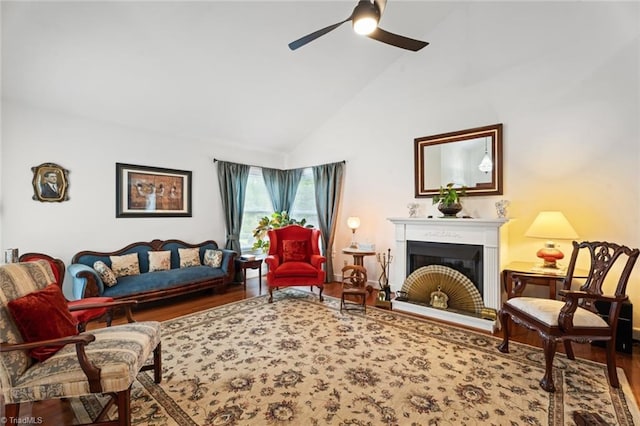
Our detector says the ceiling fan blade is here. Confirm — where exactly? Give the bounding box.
[367,27,429,51]
[288,18,352,51]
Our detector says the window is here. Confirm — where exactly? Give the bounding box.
[239,167,319,253]
[290,168,319,229]
[239,167,272,251]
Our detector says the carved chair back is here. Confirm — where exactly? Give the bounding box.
[561,241,639,314]
[341,265,368,291]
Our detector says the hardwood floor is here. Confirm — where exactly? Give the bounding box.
[18,277,640,424]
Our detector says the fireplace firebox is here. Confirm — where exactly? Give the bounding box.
[406,240,483,297]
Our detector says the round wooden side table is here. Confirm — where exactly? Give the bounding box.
[341,248,376,266]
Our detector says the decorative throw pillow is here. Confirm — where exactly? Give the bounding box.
[93,260,118,287]
[203,249,223,268]
[7,283,79,362]
[178,248,201,268]
[109,253,140,278]
[148,250,171,272]
[282,240,308,262]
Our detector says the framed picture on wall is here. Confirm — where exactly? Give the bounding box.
[31,162,70,202]
[116,163,192,218]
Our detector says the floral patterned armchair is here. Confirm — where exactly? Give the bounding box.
[0,260,162,425]
[265,225,326,302]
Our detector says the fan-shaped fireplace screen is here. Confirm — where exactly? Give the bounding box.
[401,265,484,314]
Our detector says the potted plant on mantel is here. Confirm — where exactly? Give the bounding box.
[432,183,466,218]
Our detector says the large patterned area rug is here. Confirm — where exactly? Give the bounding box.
[72,289,639,425]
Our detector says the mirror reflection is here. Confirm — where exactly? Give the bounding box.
[414,124,503,197]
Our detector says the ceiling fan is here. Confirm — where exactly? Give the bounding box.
[288,0,428,52]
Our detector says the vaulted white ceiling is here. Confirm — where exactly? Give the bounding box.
[2,1,458,152]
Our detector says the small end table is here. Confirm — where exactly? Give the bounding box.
[236,258,263,291]
[502,261,588,299]
[342,248,376,266]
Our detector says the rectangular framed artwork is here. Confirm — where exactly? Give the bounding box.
[116,163,192,218]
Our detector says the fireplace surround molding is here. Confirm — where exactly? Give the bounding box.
[388,217,509,332]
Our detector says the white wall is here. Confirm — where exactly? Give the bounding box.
[287,2,640,331]
[1,102,284,297]
[1,1,639,332]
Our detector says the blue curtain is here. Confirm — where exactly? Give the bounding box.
[216,161,250,253]
[313,162,345,283]
[262,167,303,213]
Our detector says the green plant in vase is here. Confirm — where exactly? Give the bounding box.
[432,183,466,217]
[252,211,312,252]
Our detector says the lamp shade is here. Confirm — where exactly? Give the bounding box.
[525,211,578,240]
[347,217,361,230]
[525,211,578,268]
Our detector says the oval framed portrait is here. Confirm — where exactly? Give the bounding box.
[32,163,70,202]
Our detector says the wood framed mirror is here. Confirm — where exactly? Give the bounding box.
[414,123,503,198]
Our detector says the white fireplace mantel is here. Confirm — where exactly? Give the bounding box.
[388,217,509,332]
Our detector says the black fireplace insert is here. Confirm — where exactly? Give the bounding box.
[406,240,483,296]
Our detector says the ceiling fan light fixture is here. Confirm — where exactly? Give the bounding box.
[352,1,380,35]
[353,16,378,35]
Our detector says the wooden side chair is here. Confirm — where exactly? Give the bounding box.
[19,252,115,332]
[1,260,162,425]
[498,241,639,392]
[340,265,368,313]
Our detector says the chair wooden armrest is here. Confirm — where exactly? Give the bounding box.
[558,290,628,330]
[558,289,627,303]
[0,333,103,391]
[67,300,137,311]
[0,334,95,352]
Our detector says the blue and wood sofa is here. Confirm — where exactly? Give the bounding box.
[69,239,236,303]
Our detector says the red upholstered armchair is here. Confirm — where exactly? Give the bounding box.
[19,252,115,332]
[265,225,326,302]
